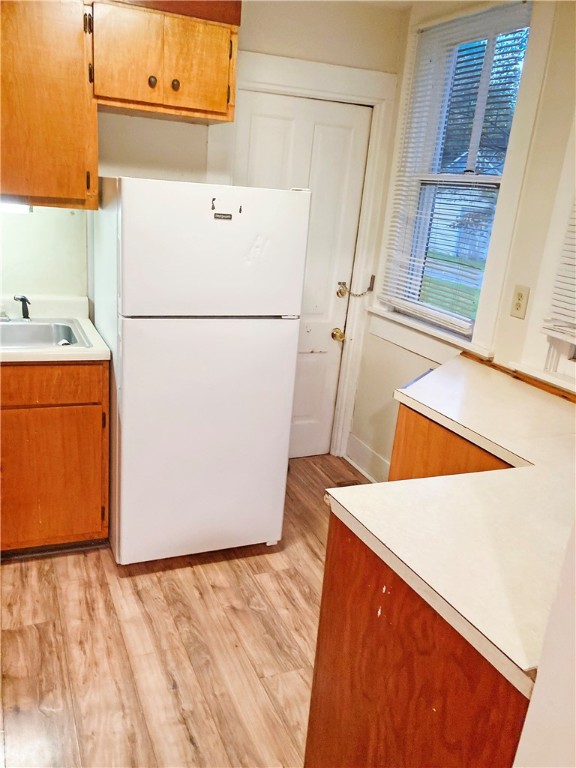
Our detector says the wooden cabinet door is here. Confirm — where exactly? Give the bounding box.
[1,405,105,550]
[388,404,511,481]
[0,1,97,207]
[163,15,231,113]
[93,2,164,104]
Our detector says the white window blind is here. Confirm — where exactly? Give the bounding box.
[380,3,531,338]
[542,199,576,343]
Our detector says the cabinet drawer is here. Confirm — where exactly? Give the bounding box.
[1,363,105,406]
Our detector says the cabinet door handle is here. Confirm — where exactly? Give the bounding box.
[148,75,157,88]
[171,79,180,92]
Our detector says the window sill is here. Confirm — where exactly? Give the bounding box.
[367,305,494,364]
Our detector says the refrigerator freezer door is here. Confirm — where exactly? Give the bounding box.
[114,316,299,564]
[116,177,311,318]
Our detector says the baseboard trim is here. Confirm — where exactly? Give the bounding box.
[345,434,389,483]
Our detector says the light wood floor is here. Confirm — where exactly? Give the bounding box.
[1,455,368,768]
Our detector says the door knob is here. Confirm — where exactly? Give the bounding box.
[336,282,348,298]
[148,75,157,88]
[171,79,181,91]
[331,327,345,342]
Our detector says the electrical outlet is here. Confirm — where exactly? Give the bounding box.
[510,284,530,319]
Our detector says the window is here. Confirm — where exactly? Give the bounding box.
[379,3,531,339]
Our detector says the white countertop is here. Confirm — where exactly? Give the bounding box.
[0,295,110,362]
[329,355,575,698]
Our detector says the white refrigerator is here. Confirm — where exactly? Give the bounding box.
[92,176,311,565]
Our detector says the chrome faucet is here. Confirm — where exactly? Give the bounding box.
[14,295,30,319]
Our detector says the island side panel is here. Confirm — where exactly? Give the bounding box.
[304,513,529,768]
[389,404,511,481]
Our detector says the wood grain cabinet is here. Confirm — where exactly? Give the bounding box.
[92,1,238,121]
[305,514,530,768]
[108,0,242,25]
[389,403,511,481]
[0,362,109,553]
[0,1,98,209]
[304,403,526,766]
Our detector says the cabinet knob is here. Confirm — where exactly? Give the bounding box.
[171,79,181,92]
[148,75,157,88]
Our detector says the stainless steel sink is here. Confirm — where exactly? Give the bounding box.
[0,319,91,348]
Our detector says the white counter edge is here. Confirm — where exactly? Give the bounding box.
[394,391,533,468]
[0,318,110,362]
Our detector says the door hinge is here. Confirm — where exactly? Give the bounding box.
[88,62,94,84]
[83,12,93,34]
[102,412,106,428]
[101,506,106,522]
[86,170,91,190]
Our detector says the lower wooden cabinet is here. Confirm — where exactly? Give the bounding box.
[304,514,530,768]
[389,404,511,481]
[1,362,109,552]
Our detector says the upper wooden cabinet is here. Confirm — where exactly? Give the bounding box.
[105,0,242,25]
[92,2,238,121]
[0,1,98,208]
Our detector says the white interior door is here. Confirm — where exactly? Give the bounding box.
[232,91,372,457]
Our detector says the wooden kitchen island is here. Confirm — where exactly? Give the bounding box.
[305,355,575,767]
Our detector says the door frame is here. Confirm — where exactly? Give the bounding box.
[208,52,397,456]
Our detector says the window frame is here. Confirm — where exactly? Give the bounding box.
[372,2,554,358]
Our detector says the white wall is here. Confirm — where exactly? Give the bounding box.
[0,207,87,306]
[239,0,408,72]
[513,525,576,768]
[98,112,208,181]
[348,332,442,480]
[348,314,468,479]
